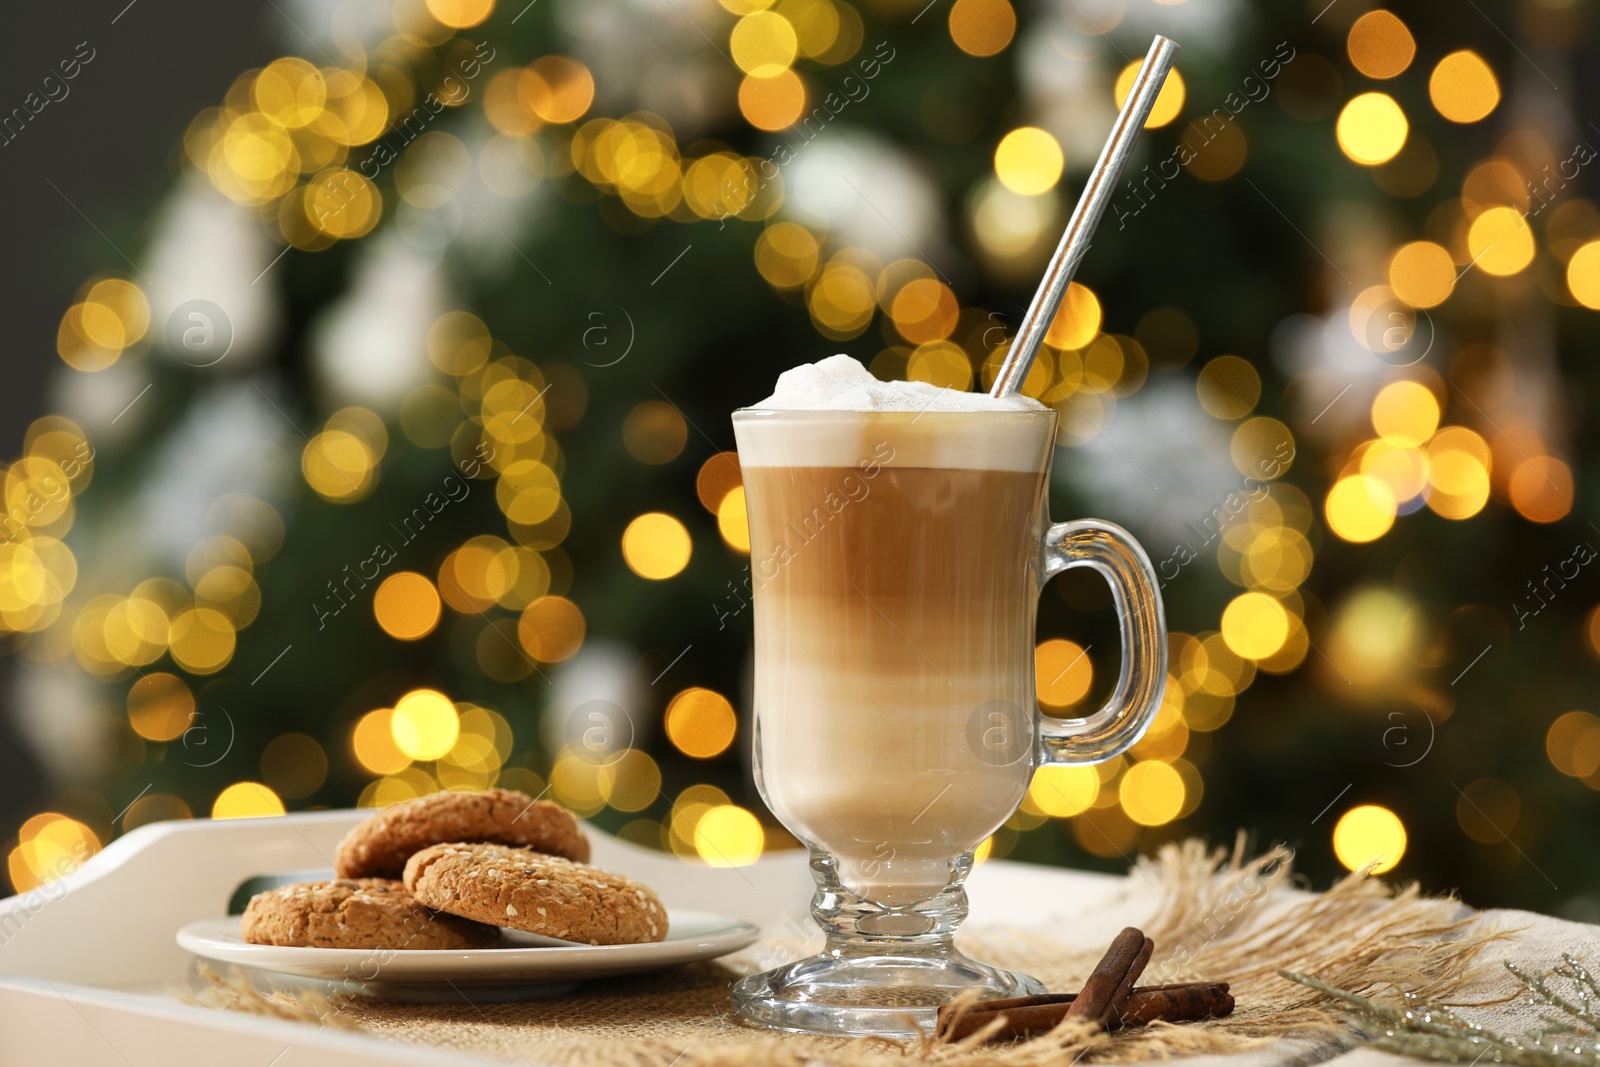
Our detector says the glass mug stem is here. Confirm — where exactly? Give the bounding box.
[729,408,1167,1038]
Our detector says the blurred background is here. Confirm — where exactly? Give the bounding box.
[3,0,1597,918]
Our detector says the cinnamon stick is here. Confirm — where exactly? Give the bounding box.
[1062,927,1152,1025]
[937,982,1233,1043]
[1102,933,1153,1025]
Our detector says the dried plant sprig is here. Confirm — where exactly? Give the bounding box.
[1280,956,1600,1066]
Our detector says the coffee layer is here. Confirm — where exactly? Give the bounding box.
[739,459,1049,905]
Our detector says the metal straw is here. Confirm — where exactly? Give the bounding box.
[990,35,1180,398]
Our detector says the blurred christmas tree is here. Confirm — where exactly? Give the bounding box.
[5,0,1598,916]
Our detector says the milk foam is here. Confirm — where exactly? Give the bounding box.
[753,354,1045,413]
[738,356,1052,471]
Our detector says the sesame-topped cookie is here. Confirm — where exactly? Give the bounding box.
[241,878,500,950]
[334,788,590,879]
[403,842,669,946]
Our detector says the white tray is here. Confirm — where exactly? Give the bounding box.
[0,809,1127,1065]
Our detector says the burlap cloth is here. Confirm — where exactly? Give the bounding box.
[196,839,1600,1066]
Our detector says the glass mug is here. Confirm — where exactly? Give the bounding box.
[729,406,1167,1037]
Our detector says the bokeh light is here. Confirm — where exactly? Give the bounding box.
[1036,638,1092,710]
[1387,241,1455,308]
[1326,475,1396,543]
[948,0,1016,58]
[1429,51,1499,123]
[1332,804,1407,874]
[127,672,194,742]
[1336,92,1407,165]
[665,687,738,759]
[1371,381,1440,446]
[622,512,693,579]
[717,487,751,553]
[1114,61,1184,128]
[1547,711,1600,778]
[1196,356,1261,420]
[739,71,806,131]
[731,11,798,77]
[1120,761,1185,826]
[390,689,460,761]
[1027,765,1100,817]
[212,782,285,820]
[1467,206,1534,276]
[994,127,1063,196]
[372,572,442,641]
[1347,10,1415,79]
[1220,593,1290,661]
[694,804,765,866]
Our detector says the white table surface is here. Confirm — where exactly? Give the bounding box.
[0,809,1553,1067]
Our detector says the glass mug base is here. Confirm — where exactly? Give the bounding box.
[732,951,1044,1038]
[731,847,1042,1037]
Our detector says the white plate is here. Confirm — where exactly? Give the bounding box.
[177,909,759,991]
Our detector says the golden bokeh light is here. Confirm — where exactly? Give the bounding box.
[948,0,1016,58]
[8,814,99,892]
[1387,241,1455,308]
[598,749,662,813]
[1027,765,1100,817]
[1508,456,1574,523]
[717,486,751,553]
[696,452,743,512]
[372,571,442,641]
[518,595,586,662]
[622,512,693,580]
[1426,431,1492,520]
[907,340,974,391]
[1547,711,1600,777]
[1332,803,1406,874]
[994,127,1064,196]
[123,794,193,831]
[1220,592,1290,661]
[890,278,959,345]
[1568,242,1600,309]
[1467,206,1534,276]
[1036,638,1092,710]
[1429,51,1499,124]
[1120,760,1185,826]
[1114,62,1184,128]
[1347,10,1415,79]
[731,11,799,77]
[521,57,595,124]
[755,223,820,289]
[665,687,738,759]
[694,804,765,866]
[390,689,460,761]
[1336,92,1407,166]
[302,430,374,502]
[1325,474,1396,543]
[1196,356,1262,420]
[428,311,493,376]
[127,672,194,742]
[1045,283,1102,350]
[739,70,806,131]
[353,707,413,774]
[305,170,380,240]
[1371,381,1440,446]
[808,260,876,339]
[426,0,494,27]
[212,782,286,820]
[168,607,237,674]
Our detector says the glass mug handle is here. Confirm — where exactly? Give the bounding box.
[1036,518,1168,766]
